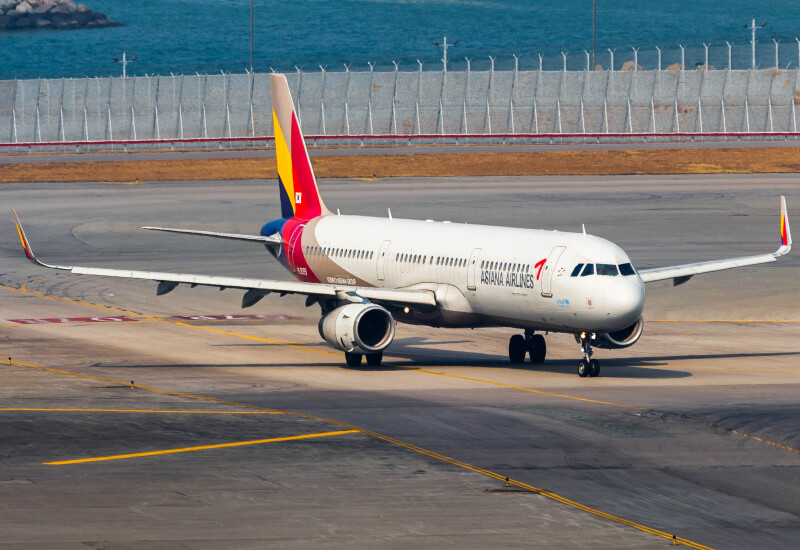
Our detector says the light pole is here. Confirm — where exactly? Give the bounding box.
[434,36,458,71]
[743,18,766,69]
[113,52,137,77]
[592,0,597,69]
[250,0,254,72]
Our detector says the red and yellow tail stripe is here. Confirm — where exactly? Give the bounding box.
[271,73,330,221]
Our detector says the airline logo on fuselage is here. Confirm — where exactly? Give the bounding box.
[480,269,536,289]
[295,192,302,204]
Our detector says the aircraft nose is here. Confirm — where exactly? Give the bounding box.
[603,280,645,324]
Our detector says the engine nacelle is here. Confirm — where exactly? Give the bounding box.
[595,317,644,349]
[318,303,396,354]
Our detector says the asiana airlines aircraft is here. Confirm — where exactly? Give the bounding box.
[12,74,793,377]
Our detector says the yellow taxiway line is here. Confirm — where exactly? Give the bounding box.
[44,430,359,465]
[6,358,713,549]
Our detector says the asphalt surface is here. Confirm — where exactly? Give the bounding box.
[2,138,800,164]
[1,174,799,549]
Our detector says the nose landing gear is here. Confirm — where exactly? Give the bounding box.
[577,332,600,377]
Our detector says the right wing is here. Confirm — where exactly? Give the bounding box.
[638,196,791,286]
[12,210,436,309]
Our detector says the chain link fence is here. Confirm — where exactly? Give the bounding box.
[1,65,799,150]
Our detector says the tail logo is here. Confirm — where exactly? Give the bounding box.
[296,192,302,204]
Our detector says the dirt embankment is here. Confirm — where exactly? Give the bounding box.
[3,146,800,183]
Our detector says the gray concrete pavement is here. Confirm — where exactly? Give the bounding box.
[1,174,799,548]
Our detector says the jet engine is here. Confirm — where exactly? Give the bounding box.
[318,303,396,354]
[595,317,644,349]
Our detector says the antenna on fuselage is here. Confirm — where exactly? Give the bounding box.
[388,208,393,220]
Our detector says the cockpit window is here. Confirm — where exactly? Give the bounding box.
[580,264,594,276]
[570,264,584,277]
[597,264,619,276]
[619,263,636,276]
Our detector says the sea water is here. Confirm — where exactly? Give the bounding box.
[2,0,800,79]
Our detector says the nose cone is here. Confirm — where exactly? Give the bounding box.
[604,280,645,327]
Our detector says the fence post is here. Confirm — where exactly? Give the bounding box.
[414,60,423,134]
[608,49,615,71]
[797,38,800,70]
[603,98,608,133]
[367,62,375,135]
[721,98,726,132]
[538,54,543,73]
[12,109,17,143]
[673,99,679,133]
[487,56,495,134]
[745,96,750,132]
[561,51,567,72]
[650,97,656,132]
[391,61,399,135]
[697,98,702,133]
[584,50,590,71]
[580,99,585,133]
[131,105,137,140]
[656,46,662,71]
[727,42,733,70]
[679,45,685,70]
[633,47,638,71]
[774,39,780,68]
[703,43,709,70]
[318,65,327,135]
[556,97,562,133]
[343,63,351,136]
[768,97,774,132]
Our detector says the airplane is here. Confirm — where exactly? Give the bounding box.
[11,74,792,377]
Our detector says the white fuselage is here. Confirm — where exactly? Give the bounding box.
[292,215,645,334]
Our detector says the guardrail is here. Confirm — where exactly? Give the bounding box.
[2,132,799,153]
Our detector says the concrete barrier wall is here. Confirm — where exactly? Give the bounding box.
[1,68,799,145]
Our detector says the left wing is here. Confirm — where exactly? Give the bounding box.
[638,196,791,286]
[11,210,436,308]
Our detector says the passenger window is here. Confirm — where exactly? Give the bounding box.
[581,264,594,276]
[619,263,636,276]
[597,264,619,276]
[571,264,584,277]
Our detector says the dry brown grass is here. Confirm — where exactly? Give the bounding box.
[3,146,800,183]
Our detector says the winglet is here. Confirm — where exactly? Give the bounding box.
[10,209,69,270]
[775,195,792,257]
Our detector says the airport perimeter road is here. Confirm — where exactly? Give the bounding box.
[1,175,799,549]
[2,138,800,164]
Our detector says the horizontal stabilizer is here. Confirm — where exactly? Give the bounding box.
[142,226,281,245]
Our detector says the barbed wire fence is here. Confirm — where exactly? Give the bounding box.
[2,41,800,151]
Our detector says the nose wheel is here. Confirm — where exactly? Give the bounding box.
[577,333,600,377]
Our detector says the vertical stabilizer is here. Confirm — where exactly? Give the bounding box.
[270,73,331,220]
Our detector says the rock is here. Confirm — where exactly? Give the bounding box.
[76,3,89,11]
[593,64,604,71]
[31,0,55,14]
[620,60,643,71]
[34,16,52,27]
[0,0,18,14]
[14,1,34,13]
[14,14,33,26]
[697,64,716,71]
[50,2,76,13]
[666,63,684,71]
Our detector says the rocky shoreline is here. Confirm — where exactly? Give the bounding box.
[0,0,121,31]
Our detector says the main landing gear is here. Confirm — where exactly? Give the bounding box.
[508,329,547,365]
[345,351,383,367]
[577,332,600,377]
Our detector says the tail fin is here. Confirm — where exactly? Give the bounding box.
[270,73,331,220]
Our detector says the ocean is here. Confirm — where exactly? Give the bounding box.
[2,0,800,79]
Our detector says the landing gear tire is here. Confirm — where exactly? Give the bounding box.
[508,334,527,364]
[577,360,590,377]
[529,334,547,364]
[589,359,600,377]
[345,352,363,367]
[366,352,383,367]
